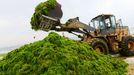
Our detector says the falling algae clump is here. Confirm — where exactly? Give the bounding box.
[0,32,128,75]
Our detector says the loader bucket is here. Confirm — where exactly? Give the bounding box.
[48,2,63,19]
[39,15,60,31]
[39,1,63,31]
[30,1,63,31]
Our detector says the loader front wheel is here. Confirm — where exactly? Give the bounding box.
[120,36,134,56]
[90,38,109,54]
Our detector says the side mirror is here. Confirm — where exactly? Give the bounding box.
[76,17,79,21]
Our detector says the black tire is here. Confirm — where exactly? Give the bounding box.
[120,36,134,56]
[90,38,109,54]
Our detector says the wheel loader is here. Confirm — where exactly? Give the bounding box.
[38,14,134,56]
[32,1,134,56]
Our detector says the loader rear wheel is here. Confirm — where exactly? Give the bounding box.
[90,38,109,54]
[120,36,134,56]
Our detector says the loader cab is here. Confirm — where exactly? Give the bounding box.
[91,14,116,34]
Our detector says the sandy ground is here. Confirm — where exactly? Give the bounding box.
[125,57,134,75]
[127,64,134,75]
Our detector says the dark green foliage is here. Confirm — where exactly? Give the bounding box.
[0,32,128,75]
[30,0,56,31]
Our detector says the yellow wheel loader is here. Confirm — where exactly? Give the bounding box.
[32,2,134,56]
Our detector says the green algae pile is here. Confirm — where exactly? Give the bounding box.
[30,0,57,31]
[0,32,127,75]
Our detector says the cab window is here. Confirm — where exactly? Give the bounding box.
[110,16,116,28]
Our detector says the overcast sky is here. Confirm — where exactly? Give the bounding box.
[0,0,134,48]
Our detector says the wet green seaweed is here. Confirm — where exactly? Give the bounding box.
[0,32,128,75]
